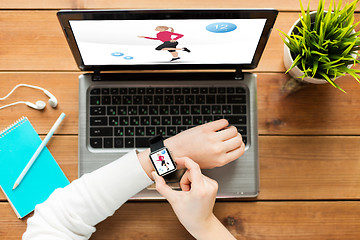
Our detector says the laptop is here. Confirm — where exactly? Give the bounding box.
[57,9,278,199]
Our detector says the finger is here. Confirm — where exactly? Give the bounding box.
[181,157,205,190]
[216,125,239,141]
[202,175,219,192]
[151,172,176,201]
[225,141,245,163]
[223,133,243,152]
[203,119,229,132]
[174,157,186,169]
[179,170,191,191]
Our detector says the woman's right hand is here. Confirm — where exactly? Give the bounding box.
[152,157,236,240]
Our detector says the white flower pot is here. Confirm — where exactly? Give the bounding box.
[283,11,329,84]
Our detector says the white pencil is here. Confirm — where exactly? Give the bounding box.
[12,113,66,190]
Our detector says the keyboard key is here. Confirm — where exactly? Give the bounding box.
[102,96,111,105]
[135,127,145,136]
[125,127,135,136]
[161,116,172,125]
[209,87,217,93]
[144,95,153,104]
[164,95,174,104]
[191,105,201,115]
[90,88,100,95]
[206,95,216,104]
[119,116,129,125]
[119,88,127,94]
[173,88,181,94]
[227,87,235,93]
[146,88,155,94]
[159,106,169,115]
[151,116,161,125]
[224,115,247,125]
[111,96,121,105]
[200,87,208,94]
[185,95,195,104]
[164,88,172,94]
[107,106,117,115]
[137,88,146,94]
[242,136,247,145]
[212,106,222,115]
[155,88,163,94]
[125,138,134,148]
[180,105,190,115]
[203,115,213,123]
[109,116,118,126]
[233,105,246,114]
[236,126,247,135]
[193,116,203,125]
[118,106,127,115]
[90,138,102,148]
[146,127,156,136]
[149,106,159,115]
[141,116,150,125]
[110,88,119,95]
[227,95,246,104]
[90,96,100,105]
[175,95,184,104]
[222,105,232,114]
[177,126,187,133]
[182,88,190,94]
[90,117,107,126]
[139,106,148,115]
[170,105,179,115]
[172,116,182,125]
[196,95,206,104]
[236,87,246,93]
[104,138,113,148]
[130,116,140,125]
[114,138,123,148]
[182,116,192,125]
[128,106,138,115]
[216,95,226,104]
[156,126,166,136]
[218,87,226,93]
[167,127,177,136]
[114,127,124,136]
[129,88,136,94]
[201,105,211,114]
[90,106,106,115]
[101,88,110,95]
[133,95,142,104]
[90,127,113,136]
[123,95,132,105]
[191,87,199,94]
[135,137,149,148]
[154,95,164,104]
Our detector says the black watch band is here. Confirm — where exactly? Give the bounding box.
[149,135,165,152]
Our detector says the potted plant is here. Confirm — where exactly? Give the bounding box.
[279,0,360,93]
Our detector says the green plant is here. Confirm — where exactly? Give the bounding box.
[279,0,360,92]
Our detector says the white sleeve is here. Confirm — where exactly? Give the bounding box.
[22,150,153,240]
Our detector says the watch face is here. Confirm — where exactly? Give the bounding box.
[150,147,177,176]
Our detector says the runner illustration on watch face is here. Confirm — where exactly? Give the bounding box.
[149,135,177,176]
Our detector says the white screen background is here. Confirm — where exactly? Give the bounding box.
[70,19,266,65]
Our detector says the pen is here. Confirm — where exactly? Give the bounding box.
[12,112,66,190]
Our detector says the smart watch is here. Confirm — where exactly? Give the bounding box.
[149,135,177,176]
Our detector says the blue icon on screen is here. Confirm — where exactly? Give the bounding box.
[111,52,124,57]
[124,56,134,60]
[206,22,237,33]
[161,150,166,155]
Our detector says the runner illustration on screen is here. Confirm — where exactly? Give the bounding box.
[138,26,191,62]
[156,153,169,171]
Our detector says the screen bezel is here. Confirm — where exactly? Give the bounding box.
[57,9,278,71]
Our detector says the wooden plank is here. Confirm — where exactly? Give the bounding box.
[1,0,359,11]
[1,72,360,135]
[0,11,359,71]
[1,135,359,201]
[1,201,360,239]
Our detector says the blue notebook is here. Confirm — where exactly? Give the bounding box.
[0,117,69,218]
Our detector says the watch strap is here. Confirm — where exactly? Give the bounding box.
[149,135,165,152]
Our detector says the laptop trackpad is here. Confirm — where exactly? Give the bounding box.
[147,169,186,190]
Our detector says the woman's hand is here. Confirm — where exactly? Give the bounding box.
[152,157,236,240]
[165,119,245,169]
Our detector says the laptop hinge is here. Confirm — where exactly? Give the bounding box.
[235,68,244,80]
[92,68,101,81]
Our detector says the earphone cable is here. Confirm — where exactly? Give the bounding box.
[0,84,44,101]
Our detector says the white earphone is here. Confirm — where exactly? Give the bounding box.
[0,84,58,110]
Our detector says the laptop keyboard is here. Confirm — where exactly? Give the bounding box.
[89,86,248,149]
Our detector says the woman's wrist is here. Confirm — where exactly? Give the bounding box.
[188,214,235,240]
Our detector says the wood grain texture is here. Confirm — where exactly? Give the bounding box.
[0,11,359,71]
[1,72,360,135]
[1,201,360,239]
[1,135,359,201]
[0,0,359,11]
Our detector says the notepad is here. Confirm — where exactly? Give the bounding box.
[0,117,69,218]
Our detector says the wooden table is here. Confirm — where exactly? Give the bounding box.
[1,1,360,239]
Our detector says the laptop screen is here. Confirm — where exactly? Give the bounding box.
[58,9,278,71]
